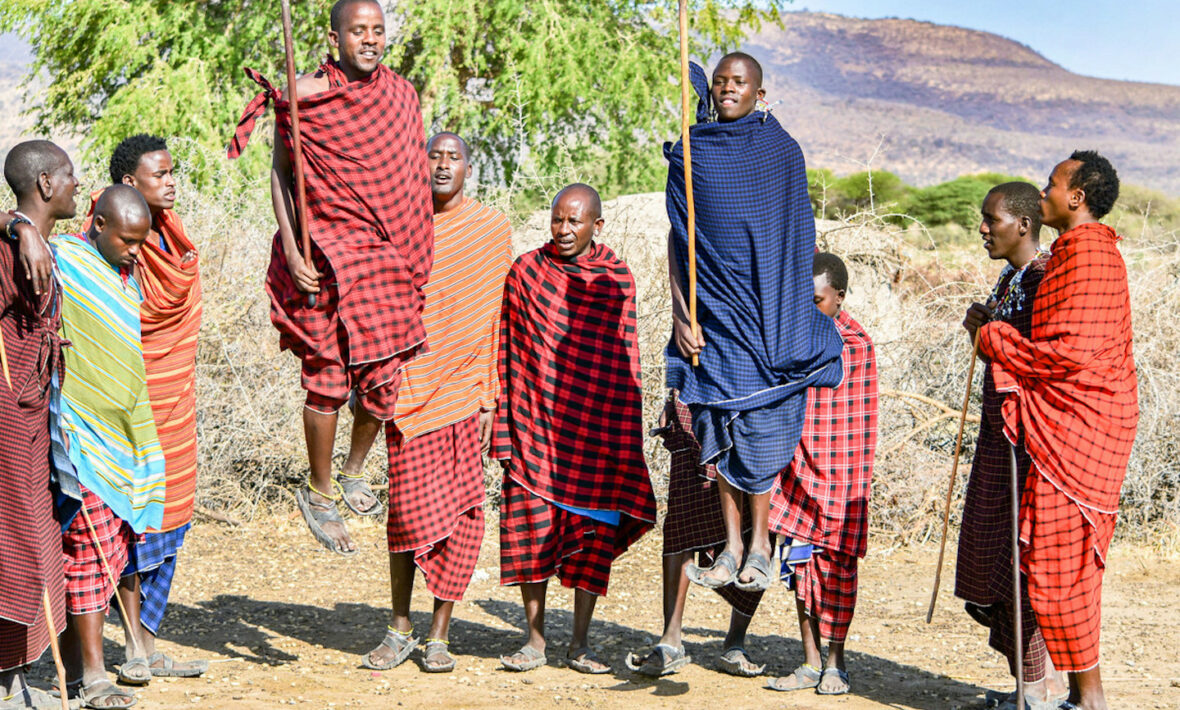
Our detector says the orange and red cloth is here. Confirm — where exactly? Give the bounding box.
[980,221,1138,672]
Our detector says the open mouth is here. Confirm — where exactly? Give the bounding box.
[555,236,576,249]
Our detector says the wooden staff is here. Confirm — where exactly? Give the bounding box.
[41,589,69,710]
[78,505,134,634]
[925,333,981,623]
[1008,442,1026,709]
[281,0,316,308]
[678,0,699,367]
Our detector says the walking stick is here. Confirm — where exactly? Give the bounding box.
[677,0,699,367]
[41,589,69,710]
[1009,441,1026,709]
[78,505,134,635]
[925,332,981,623]
[281,0,316,308]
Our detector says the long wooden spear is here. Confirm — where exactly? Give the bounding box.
[678,0,699,367]
[926,334,981,623]
[41,589,68,710]
[1008,442,1026,709]
[281,0,316,308]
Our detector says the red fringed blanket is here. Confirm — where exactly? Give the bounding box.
[230,58,433,364]
[494,243,655,531]
[980,222,1138,514]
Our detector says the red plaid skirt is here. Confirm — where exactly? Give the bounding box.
[499,476,620,597]
[660,397,762,616]
[1022,473,1116,672]
[794,549,858,643]
[386,414,485,601]
[62,488,134,615]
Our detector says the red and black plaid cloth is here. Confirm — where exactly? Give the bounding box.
[770,311,878,558]
[62,486,134,616]
[386,413,485,602]
[0,237,65,670]
[229,58,433,413]
[980,222,1137,671]
[658,396,762,617]
[956,255,1050,683]
[493,242,656,541]
[794,549,859,643]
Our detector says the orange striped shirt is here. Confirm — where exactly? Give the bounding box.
[394,197,512,440]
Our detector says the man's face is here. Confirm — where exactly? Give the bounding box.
[427,135,470,204]
[330,1,386,75]
[46,154,79,220]
[1040,160,1081,231]
[124,150,176,214]
[711,58,764,122]
[94,212,151,270]
[979,192,1027,263]
[813,272,843,319]
[550,192,601,259]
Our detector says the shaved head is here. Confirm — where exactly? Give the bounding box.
[553,183,602,221]
[330,0,382,32]
[715,51,763,88]
[427,132,471,161]
[94,184,151,227]
[4,140,68,197]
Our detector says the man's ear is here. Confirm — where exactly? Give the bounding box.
[465,164,473,179]
[93,213,106,234]
[594,217,605,234]
[37,171,53,201]
[121,174,136,188]
[756,87,766,102]
[328,29,340,51]
[1018,215,1031,236]
[1069,186,1086,211]
[836,288,846,306]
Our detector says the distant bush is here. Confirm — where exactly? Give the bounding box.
[806,168,909,219]
[896,173,1033,231]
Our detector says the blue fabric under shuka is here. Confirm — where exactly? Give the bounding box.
[124,524,189,635]
[664,63,844,494]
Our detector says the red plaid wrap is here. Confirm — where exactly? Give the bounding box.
[386,413,485,602]
[229,59,434,418]
[956,255,1051,683]
[658,396,762,617]
[0,237,65,670]
[493,243,656,543]
[499,476,622,597]
[62,487,134,616]
[770,311,878,558]
[793,548,858,643]
[980,222,1137,671]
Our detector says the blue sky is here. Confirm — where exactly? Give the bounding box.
[786,0,1180,86]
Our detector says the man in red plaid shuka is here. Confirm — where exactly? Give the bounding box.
[362,133,513,674]
[494,184,656,675]
[228,0,433,555]
[979,151,1138,710]
[957,182,1067,709]
[765,253,878,697]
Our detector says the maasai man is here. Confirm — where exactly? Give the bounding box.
[495,184,656,674]
[0,140,75,710]
[667,53,843,594]
[228,0,433,554]
[764,252,878,696]
[978,152,1137,710]
[362,132,512,673]
[54,185,166,710]
[624,396,767,678]
[97,134,205,681]
[957,182,1066,710]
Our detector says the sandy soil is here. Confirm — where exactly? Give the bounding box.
[29,515,1180,710]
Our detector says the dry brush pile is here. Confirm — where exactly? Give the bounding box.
[58,142,1177,545]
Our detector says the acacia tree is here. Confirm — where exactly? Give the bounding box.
[0,0,784,198]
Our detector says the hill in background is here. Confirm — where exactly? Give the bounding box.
[748,12,1180,194]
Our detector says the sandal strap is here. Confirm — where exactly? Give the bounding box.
[336,471,368,480]
[424,638,449,645]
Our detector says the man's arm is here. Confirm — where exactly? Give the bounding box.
[0,212,53,296]
[668,229,703,358]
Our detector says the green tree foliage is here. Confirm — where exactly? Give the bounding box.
[898,173,1033,230]
[0,0,784,200]
[804,168,907,219]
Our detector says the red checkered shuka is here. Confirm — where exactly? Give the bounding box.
[957,255,1046,604]
[658,397,762,617]
[229,58,434,369]
[61,487,134,616]
[386,413,485,602]
[0,237,65,670]
[770,311,878,558]
[979,222,1138,515]
[493,243,656,536]
[793,548,859,643]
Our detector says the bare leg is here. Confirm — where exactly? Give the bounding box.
[722,608,752,650]
[338,403,383,513]
[65,612,109,686]
[364,551,416,667]
[422,598,457,670]
[700,477,746,585]
[568,589,609,672]
[1070,666,1108,710]
[116,575,148,676]
[501,581,547,665]
[655,552,693,648]
[302,406,354,553]
[737,490,772,586]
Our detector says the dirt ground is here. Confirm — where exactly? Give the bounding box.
[30,515,1180,710]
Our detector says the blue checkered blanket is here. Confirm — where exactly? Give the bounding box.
[664,63,843,493]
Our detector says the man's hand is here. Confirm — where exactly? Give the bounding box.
[286,250,321,294]
[479,408,495,456]
[16,224,53,296]
[963,302,993,345]
[672,314,704,359]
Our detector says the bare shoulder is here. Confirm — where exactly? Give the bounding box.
[279,70,331,101]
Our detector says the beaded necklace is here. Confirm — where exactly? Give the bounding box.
[988,248,1050,321]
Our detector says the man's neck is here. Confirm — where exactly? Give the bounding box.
[433,192,465,215]
[13,200,55,240]
[1005,241,1042,270]
[1057,211,1100,234]
[338,61,375,84]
